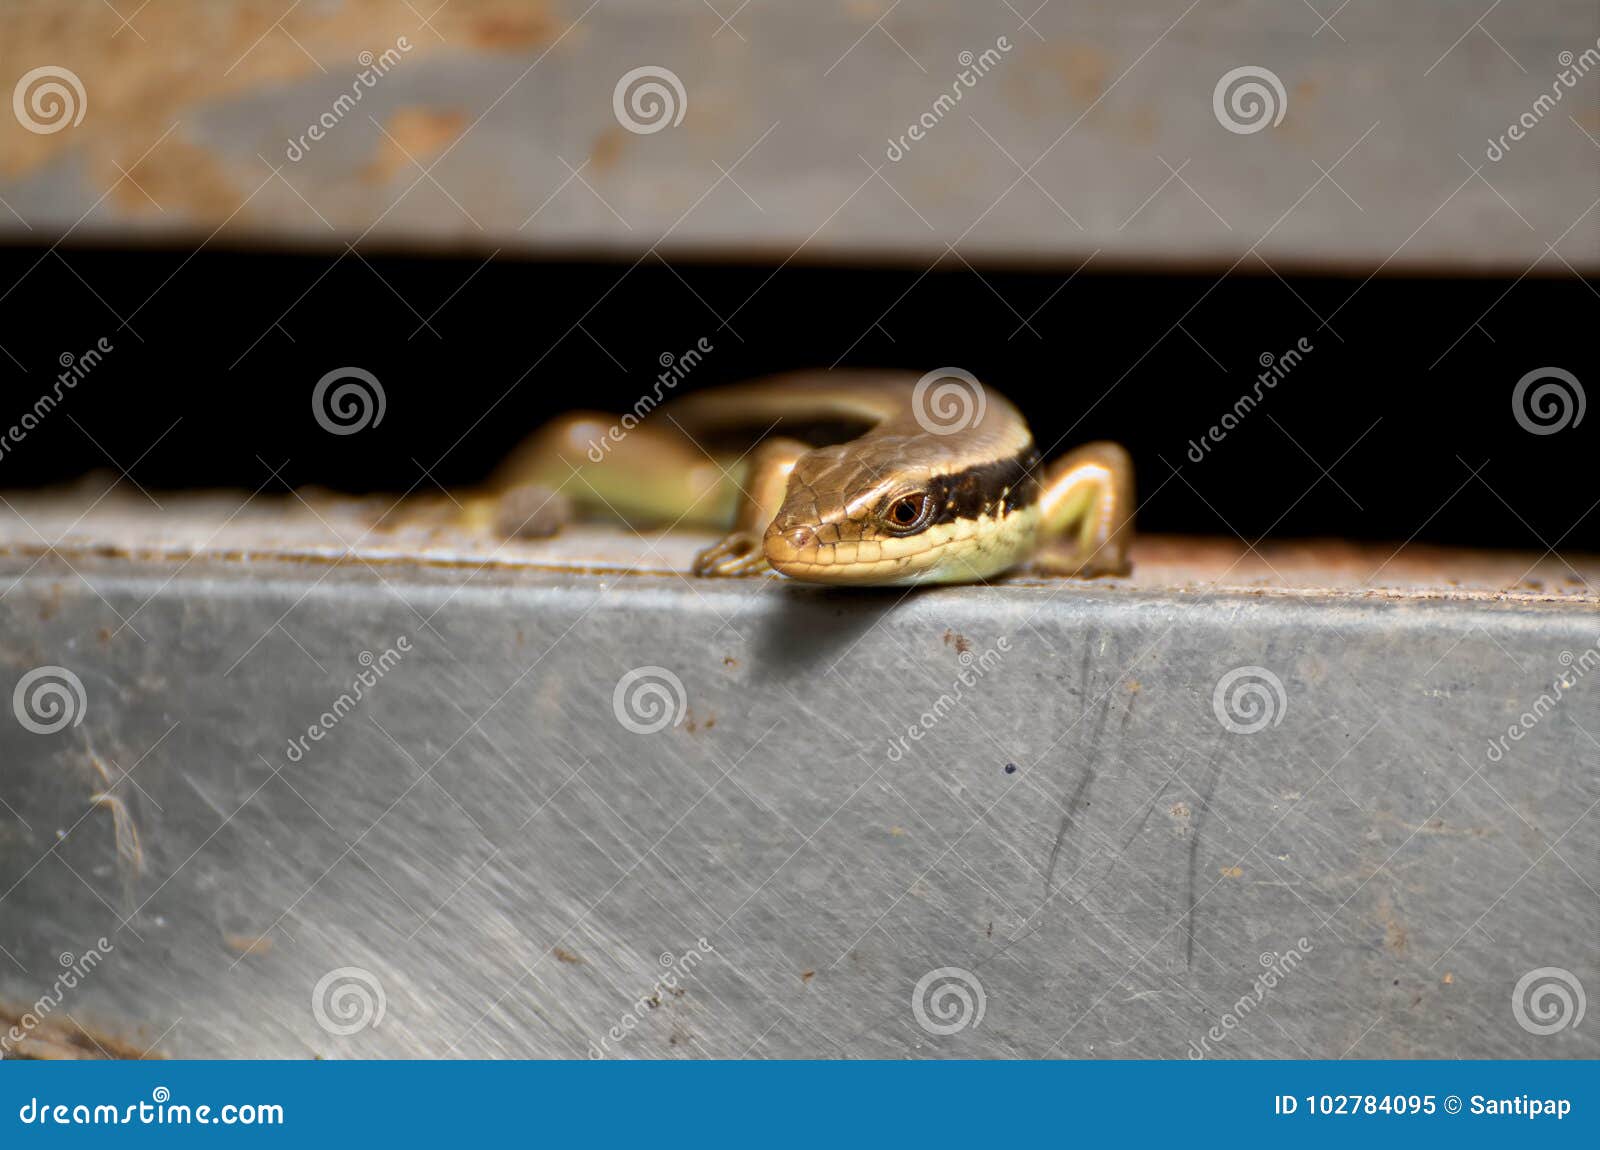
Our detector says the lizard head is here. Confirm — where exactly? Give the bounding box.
[761,441,1038,585]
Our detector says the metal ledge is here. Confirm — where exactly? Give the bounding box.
[0,494,1596,1058]
[2,1,1596,271]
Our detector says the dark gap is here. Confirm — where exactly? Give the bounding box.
[0,245,1593,550]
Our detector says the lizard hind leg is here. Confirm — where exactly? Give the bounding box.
[1030,442,1135,578]
[692,437,811,577]
[489,412,738,532]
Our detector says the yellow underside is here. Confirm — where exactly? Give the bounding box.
[773,506,1042,586]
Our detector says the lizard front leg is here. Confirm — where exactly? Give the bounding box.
[692,437,811,577]
[1029,442,1135,577]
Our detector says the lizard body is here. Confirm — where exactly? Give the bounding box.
[482,370,1133,586]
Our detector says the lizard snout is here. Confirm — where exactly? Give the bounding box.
[762,521,817,568]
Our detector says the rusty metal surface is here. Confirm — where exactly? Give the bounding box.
[0,492,1595,1059]
[1,1,1596,270]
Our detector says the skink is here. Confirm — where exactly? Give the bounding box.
[481,370,1134,586]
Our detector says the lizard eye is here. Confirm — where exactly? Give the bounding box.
[883,491,932,534]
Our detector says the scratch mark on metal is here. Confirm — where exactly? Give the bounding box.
[1184,736,1226,971]
[1043,642,1113,901]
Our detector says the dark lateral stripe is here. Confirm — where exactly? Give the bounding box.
[928,445,1041,524]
